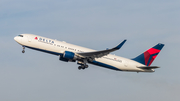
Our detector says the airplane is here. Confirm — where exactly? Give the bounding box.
[14,34,164,73]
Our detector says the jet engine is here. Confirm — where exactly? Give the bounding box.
[59,51,77,62]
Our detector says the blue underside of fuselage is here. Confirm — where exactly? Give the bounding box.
[25,46,121,71]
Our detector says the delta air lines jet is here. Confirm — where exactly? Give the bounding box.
[14,34,164,72]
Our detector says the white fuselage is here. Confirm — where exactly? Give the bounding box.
[14,34,154,72]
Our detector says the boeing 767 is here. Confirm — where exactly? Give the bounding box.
[14,34,164,72]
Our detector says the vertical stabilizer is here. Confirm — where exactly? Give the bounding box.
[132,43,164,66]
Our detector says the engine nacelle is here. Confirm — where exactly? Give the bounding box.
[63,51,77,60]
[59,51,77,62]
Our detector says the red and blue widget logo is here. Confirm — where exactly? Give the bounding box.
[132,43,164,66]
[144,48,160,66]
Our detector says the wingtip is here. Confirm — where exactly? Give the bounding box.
[114,39,127,49]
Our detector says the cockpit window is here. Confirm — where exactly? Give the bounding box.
[18,35,23,37]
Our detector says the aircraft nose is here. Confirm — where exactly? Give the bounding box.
[14,36,18,41]
[14,36,21,44]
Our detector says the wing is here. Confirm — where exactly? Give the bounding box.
[77,40,127,59]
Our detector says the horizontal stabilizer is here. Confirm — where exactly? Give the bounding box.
[137,66,160,69]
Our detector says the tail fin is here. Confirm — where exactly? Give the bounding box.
[132,43,164,66]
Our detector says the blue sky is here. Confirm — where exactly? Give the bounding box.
[0,0,180,101]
